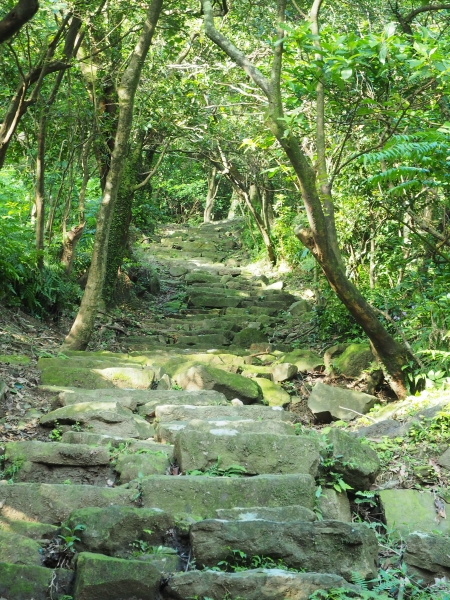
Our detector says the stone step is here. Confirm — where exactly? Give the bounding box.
[173,430,320,476]
[0,475,315,524]
[0,564,73,600]
[190,519,378,581]
[154,403,294,422]
[3,441,113,485]
[162,569,356,600]
[40,401,154,439]
[155,416,295,444]
[137,391,229,418]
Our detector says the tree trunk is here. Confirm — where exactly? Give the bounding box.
[34,115,46,271]
[227,189,239,219]
[61,223,85,275]
[204,166,218,222]
[62,0,164,350]
[0,0,39,44]
[201,0,409,397]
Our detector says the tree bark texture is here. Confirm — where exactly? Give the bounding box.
[61,223,85,276]
[201,0,408,397]
[62,0,164,350]
[0,0,39,44]
[204,166,218,222]
[34,115,45,271]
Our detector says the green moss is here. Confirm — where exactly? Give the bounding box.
[0,354,30,365]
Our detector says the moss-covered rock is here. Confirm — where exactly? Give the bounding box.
[253,377,291,407]
[0,529,42,565]
[278,349,324,372]
[174,430,320,476]
[115,451,170,482]
[172,363,263,403]
[0,518,58,540]
[66,506,187,556]
[74,552,162,599]
[0,354,30,365]
[140,474,316,517]
[154,403,294,423]
[324,343,376,378]
[233,328,268,348]
[190,519,378,581]
[0,564,73,600]
[215,504,316,522]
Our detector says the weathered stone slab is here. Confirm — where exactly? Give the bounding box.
[233,328,268,347]
[74,552,161,600]
[174,430,320,476]
[172,364,262,403]
[40,402,154,439]
[0,518,58,540]
[288,299,312,316]
[404,532,450,582]
[66,506,192,556]
[324,343,376,378]
[4,440,112,485]
[272,362,298,384]
[325,428,380,490]
[317,488,352,522]
[0,564,73,600]
[215,505,316,522]
[190,519,378,581]
[189,292,242,308]
[140,474,316,518]
[162,569,356,600]
[0,483,136,524]
[138,390,229,418]
[154,404,294,423]
[308,382,377,422]
[156,417,294,445]
[115,451,169,482]
[380,489,450,537]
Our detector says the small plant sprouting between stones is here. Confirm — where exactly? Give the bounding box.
[59,524,86,554]
[208,548,300,573]
[0,455,24,483]
[317,440,354,494]
[49,420,63,441]
[186,457,247,478]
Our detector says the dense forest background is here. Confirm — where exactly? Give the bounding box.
[1,0,449,395]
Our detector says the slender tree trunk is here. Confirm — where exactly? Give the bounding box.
[62,0,164,350]
[34,115,46,271]
[204,166,218,222]
[227,189,239,219]
[201,0,409,397]
[61,223,85,275]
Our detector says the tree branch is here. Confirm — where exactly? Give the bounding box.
[0,0,39,44]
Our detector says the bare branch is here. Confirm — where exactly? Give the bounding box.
[0,0,39,44]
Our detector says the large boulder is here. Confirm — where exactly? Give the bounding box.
[162,570,356,600]
[140,474,316,518]
[324,428,380,490]
[308,382,377,423]
[172,364,262,403]
[173,430,320,476]
[190,519,378,581]
[324,343,376,378]
[74,552,162,600]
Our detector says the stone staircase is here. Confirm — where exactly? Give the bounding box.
[0,219,381,600]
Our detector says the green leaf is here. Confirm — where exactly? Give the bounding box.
[341,68,352,80]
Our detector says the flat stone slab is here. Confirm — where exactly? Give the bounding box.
[173,431,320,476]
[40,402,154,439]
[0,564,73,600]
[380,489,450,537]
[115,451,169,482]
[74,552,161,600]
[308,382,377,422]
[140,474,316,518]
[162,569,356,600]
[404,532,450,581]
[138,390,228,418]
[190,519,378,581]
[0,529,42,565]
[154,404,294,423]
[215,505,317,522]
[254,377,291,407]
[0,483,136,524]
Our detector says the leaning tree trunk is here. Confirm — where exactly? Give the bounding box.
[201,0,409,397]
[61,223,85,276]
[62,0,164,350]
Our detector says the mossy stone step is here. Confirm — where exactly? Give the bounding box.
[140,473,316,518]
[154,403,294,422]
[0,564,73,600]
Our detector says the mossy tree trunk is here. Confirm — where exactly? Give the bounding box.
[202,0,409,397]
[62,0,164,350]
